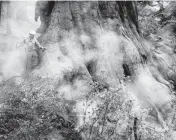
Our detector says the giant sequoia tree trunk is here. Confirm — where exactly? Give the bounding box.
[34,0,173,131]
[37,1,144,78]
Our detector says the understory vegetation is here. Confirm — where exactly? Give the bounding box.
[0,76,175,140]
[0,77,80,140]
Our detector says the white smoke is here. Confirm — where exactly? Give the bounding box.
[0,1,39,81]
[126,69,171,109]
[1,48,26,80]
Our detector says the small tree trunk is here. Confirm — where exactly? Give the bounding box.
[0,1,2,25]
[6,1,11,35]
[133,117,138,140]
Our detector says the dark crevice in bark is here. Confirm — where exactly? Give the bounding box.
[123,63,131,77]
[117,2,126,24]
[125,1,140,33]
[69,2,77,28]
[48,1,55,14]
[86,60,97,78]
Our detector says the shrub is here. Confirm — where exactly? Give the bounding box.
[78,79,173,140]
[0,76,81,140]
